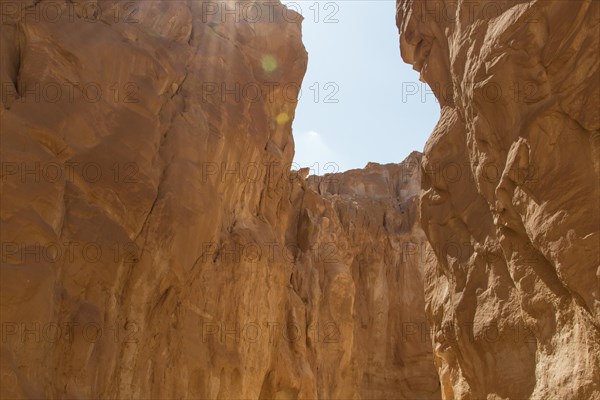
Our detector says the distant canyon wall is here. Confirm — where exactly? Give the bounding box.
[397,0,600,399]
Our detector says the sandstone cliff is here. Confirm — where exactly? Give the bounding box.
[305,154,440,399]
[0,1,438,398]
[397,1,600,399]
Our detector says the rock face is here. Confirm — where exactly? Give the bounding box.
[0,1,438,398]
[397,1,600,399]
[305,154,440,399]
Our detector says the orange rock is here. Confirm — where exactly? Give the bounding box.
[397,0,600,399]
[0,1,438,398]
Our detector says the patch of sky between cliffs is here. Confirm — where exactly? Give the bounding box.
[281,0,440,173]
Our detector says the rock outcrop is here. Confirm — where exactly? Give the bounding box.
[397,0,600,399]
[304,154,440,399]
[1,1,438,398]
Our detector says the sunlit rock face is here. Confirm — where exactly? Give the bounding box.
[1,1,438,398]
[305,153,440,400]
[397,0,600,399]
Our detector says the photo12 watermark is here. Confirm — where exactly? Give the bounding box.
[1,240,140,265]
[200,320,340,344]
[1,321,140,344]
[1,161,140,185]
[200,1,340,24]
[200,81,339,104]
[0,1,140,24]
[1,81,140,105]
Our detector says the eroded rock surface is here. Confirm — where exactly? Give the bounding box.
[305,154,440,399]
[397,1,600,399]
[0,1,438,398]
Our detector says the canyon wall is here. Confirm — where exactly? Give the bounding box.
[305,154,440,399]
[0,1,438,398]
[397,0,600,399]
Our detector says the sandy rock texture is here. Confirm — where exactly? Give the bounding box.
[1,1,437,398]
[397,0,600,399]
[304,153,440,399]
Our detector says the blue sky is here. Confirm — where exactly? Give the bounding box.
[283,1,440,173]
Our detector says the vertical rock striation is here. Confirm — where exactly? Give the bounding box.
[304,153,440,399]
[397,0,600,399]
[1,1,438,398]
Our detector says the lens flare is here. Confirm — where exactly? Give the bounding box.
[261,55,278,73]
[276,112,290,125]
